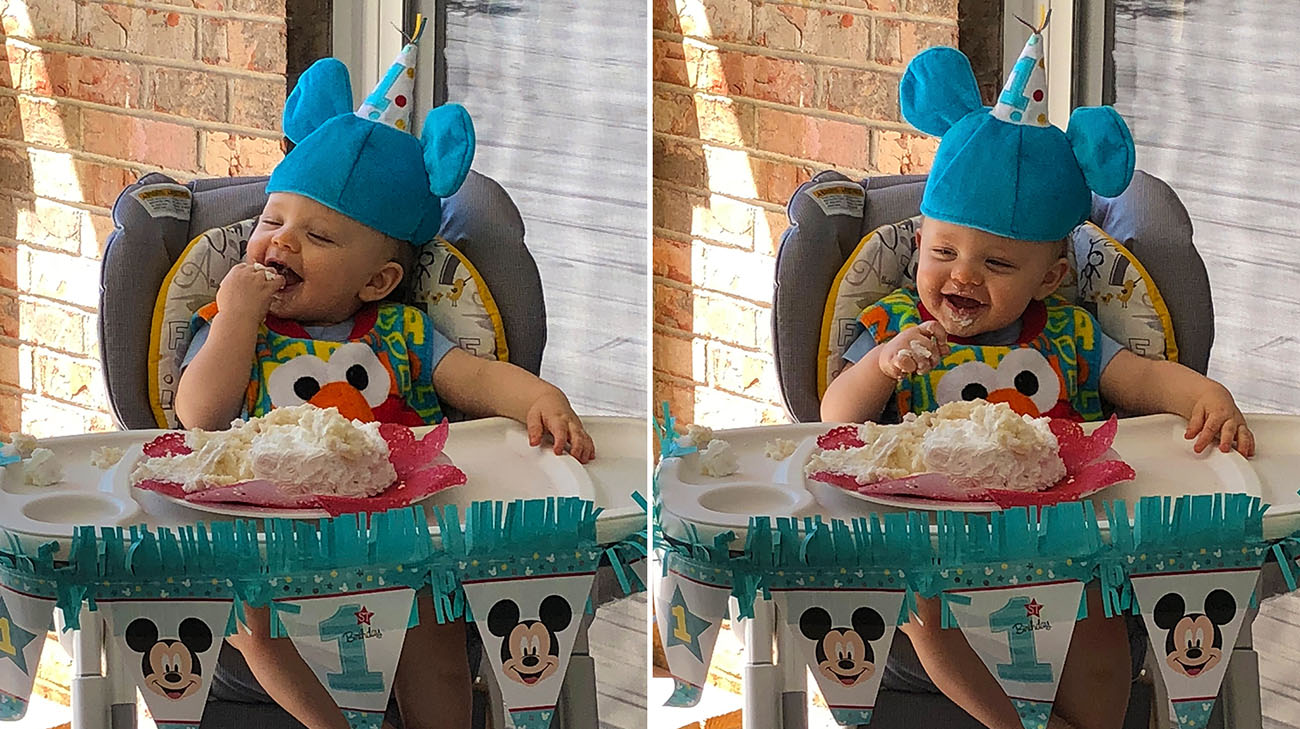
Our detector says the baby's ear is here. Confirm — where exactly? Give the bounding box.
[282,58,353,144]
[421,103,476,198]
[1066,106,1135,197]
[899,47,983,137]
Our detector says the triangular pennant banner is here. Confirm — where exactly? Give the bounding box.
[948,580,1084,729]
[773,588,906,726]
[0,585,54,720]
[464,571,598,729]
[1131,567,1261,729]
[653,554,731,708]
[277,587,416,729]
[101,598,232,727]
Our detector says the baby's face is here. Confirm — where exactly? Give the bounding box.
[914,218,1067,337]
[246,193,400,325]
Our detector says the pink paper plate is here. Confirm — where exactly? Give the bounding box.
[808,416,1135,510]
[134,420,466,517]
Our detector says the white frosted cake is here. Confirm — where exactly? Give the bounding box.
[806,400,1065,492]
[132,405,397,497]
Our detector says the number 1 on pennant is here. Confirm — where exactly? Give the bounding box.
[319,604,384,693]
[0,618,14,656]
[670,605,691,642]
[989,597,1053,683]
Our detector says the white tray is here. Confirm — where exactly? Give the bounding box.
[658,414,1265,543]
[0,416,650,549]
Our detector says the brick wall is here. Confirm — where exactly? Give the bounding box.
[0,0,286,437]
[653,0,955,427]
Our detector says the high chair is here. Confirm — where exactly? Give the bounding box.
[93,169,582,729]
[769,170,1263,729]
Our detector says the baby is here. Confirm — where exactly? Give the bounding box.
[821,34,1252,729]
[173,32,591,729]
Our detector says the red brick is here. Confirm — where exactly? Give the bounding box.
[230,77,285,131]
[695,386,788,425]
[11,50,146,107]
[231,0,286,14]
[756,209,787,257]
[874,129,939,175]
[652,184,701,237]
[652,0,681,33]
[82,212,115,260]
[900,21,958,60]
[16,198,84,254]
[757,8,871,60]
[0,378,20,431]
[0,146,33,191]
[753,5,804,51]
[20,300,87,355]
[756,108,868,168]
[12,97,80,147]
[28,152,137,209]
[653,332,699,382]
[653,136,707,190]
[21,394,92,437]
[700,49,816,107]
[653,281,694,332]
[200,18,286,73]
[748,157,814,206]
[654,38,689,87]
[695,243,772,301]
[0,343,21,391]
[2,0,76,43]
[653,236,692,286]
[679,0,751,42]
[696,293,760,347]
[34,351,107,409]
[0,244,16,289]
[0,292,16,338]
[202,131,282,176]
[0,96,18,139]
[908,0,958,17]
[824,67,900,122]
[651,376,695,441]
[150,67,227,122]
[82,109,199,171]
[654,88,697,137]
[21,246,104,310]
[706,341,777,396]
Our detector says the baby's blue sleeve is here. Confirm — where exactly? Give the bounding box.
[1097,331,1126,373]
[842,324,876,363]
[179,319,210,370]
[429,326,456,372]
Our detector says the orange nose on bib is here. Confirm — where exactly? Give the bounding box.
[984,388,1041,418]
[308,381,376,422]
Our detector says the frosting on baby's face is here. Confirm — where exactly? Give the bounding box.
[914,218,1068,337]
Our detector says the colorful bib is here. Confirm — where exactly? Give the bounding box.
[193,301,443,426]
[861,288,1105,421]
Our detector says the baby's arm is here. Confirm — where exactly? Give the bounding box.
[226,605,350,729]
[1100,349,1255,456]
[432,348,596,462]
[389,592,471,729]
[821,320,949,423]
[174,263,284,430]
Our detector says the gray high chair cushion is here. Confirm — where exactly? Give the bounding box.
[772,169,1212,423]
[99,169,545,429]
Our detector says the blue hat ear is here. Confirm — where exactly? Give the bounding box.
[421,103,476,198]
[900,47,983,137]
[282,58,354,144]
[1066,106,1135,197]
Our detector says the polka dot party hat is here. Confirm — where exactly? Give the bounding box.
[991,14,1051,127]
[268,14,476,245]
[356,15,425,132]
[898,15,1136,242]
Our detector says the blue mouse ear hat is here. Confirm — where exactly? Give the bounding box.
[267,14,475,245]
[900,12,1135,242]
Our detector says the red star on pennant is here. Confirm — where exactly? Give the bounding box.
[1024,599,1044,618]
[355,606,374,625]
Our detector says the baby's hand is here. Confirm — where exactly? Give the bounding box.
[878,321,950,380]
[1185,382,1255,457]
[525,388,596,463]
[216,262,284,324]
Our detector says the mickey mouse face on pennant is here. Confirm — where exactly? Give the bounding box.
[126,617,213,701]
[488,595,573,686]
[1154,590,1235,678]
[799,606,886,687]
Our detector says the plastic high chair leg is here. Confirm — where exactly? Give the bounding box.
[557,615,598,729]
[1218,607,1262,729]
[742,599,781,729]
[71,607,110,729]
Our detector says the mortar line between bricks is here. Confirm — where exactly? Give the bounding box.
[652,370,704,389]
[95,0,288,24]
[651,80,915,134]
[653,178,789,214]
[655,125,906,171]
[652,274,775,310]
[0,87,281,140]
[651,224,764,254]
[2,388,110,420]
[0,331,103,366]
[756,1,957,24]
[654,369,783,409]
[653,28,940,75]
[0,285,101,317]
[0,234,104,264]
[13,290,100,318]
[653,324,770,356]
[0,186,112,217]
[3,36,285,82]
[0,137,202,188]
